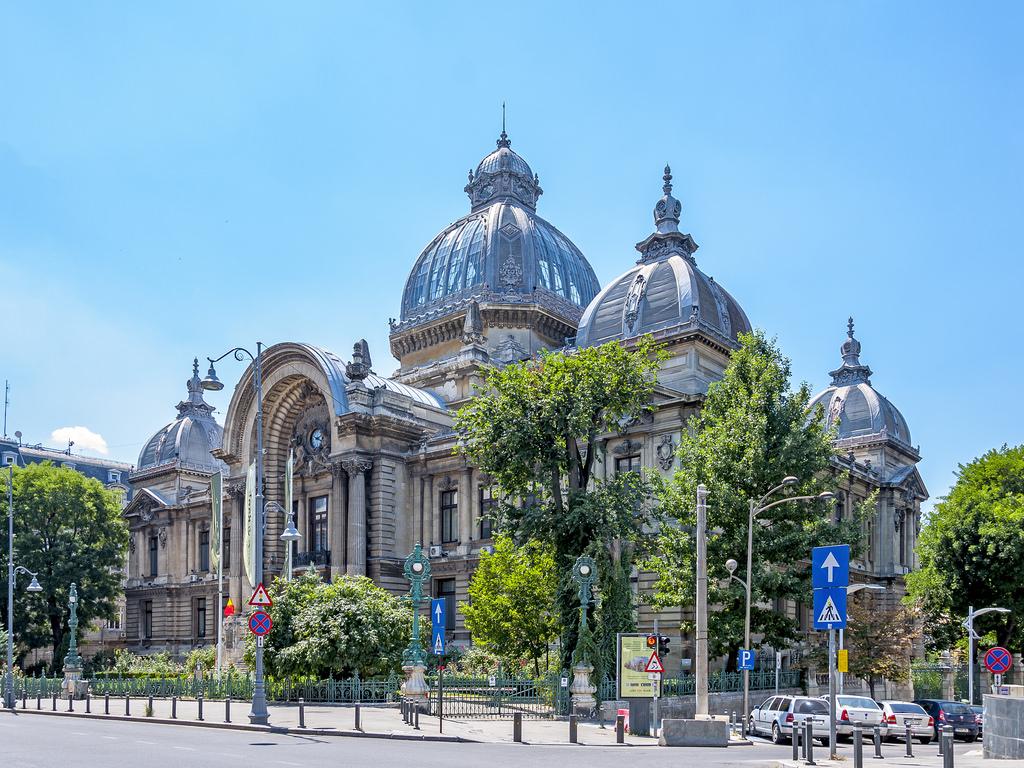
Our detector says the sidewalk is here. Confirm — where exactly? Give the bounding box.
[772,748,1024,768]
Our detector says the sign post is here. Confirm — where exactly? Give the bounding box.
[431,598,445,733]
[812,544,850,761]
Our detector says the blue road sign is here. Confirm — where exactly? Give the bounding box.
[813,586,848,629]
[737,649,755,670]
[431,598,446,655]
[984,647,1013,674]
[812,545,850,589]
[431,627,446,656]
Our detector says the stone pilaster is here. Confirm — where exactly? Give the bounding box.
[458,467,473,552]
[343,458,372,576]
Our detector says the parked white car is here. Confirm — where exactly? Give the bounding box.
[879,701,933,744]
[819,694,888,740]
[748,695,831,745]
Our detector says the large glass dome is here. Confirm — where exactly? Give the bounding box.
[398,131,600,324]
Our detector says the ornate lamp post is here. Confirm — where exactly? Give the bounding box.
[62,583,84,697]
[400,543,431,703]
[202,343,271,725]
[5,464,43,708]
[569,555,597,714]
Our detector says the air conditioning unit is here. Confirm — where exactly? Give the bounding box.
[480,545,495,555]
[428,545,443,558]
[118,631,127,639]
[189,574,199,583]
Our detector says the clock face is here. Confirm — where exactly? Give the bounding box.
[309,428,324,451]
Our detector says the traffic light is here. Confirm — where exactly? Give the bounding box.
[646,634,657,650]
[658,635,671,656]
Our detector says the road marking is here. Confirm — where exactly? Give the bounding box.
[72,731,88,735]
[173,746,195,752]
[136,740,156,745]
[102,736,118,740]
[274,762,303,767]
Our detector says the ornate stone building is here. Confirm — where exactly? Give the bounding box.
[120,131,925,672]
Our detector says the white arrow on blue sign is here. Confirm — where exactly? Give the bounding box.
[812,586,848,629]
[811,545,850,589]
[430,598,446,656]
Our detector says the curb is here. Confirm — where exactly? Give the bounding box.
[0,707,472,743]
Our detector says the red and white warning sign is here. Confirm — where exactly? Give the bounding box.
[248,582,273,607]
[644,651,664,673]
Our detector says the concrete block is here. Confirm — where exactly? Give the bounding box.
[658,718,729,747]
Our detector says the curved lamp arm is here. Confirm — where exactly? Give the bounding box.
[208,346,256,365]
[755,492,835,518]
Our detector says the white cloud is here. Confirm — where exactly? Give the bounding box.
[50,426,109,456]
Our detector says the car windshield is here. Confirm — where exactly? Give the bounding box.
[942,703,972,715]
[839,696,879,709]
[888,703,927,714]
[795,700,830,714]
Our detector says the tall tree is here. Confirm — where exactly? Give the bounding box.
[647,330,863,664]
[907,444,1023,651]
[456,338,663,668]
[460,534,559,677]
[843,592,920,699]
[1,463,128,668]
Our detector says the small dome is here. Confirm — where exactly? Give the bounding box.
[398,130,600,325]
[137,360,226,473]
[576,166,751,347]
[809,319,911,445]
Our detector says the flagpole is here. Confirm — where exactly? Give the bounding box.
[216,478,224,681]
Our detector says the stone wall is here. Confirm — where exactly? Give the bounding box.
[983,695,1024,759]
[600,687,804,722]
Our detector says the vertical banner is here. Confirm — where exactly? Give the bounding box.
[243,460,256,586]
[285,449,294,522]
[210,471,222,573]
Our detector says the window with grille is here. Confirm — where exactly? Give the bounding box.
[615,455,642,475]
[195,598,207,638]
[143,601,153,639]
[479,486,497,540]
[198,529,210,572]
[435,578,457,631]
[148,536,159,577]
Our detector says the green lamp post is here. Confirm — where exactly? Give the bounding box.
[400,544,431,702]
[569,555,598,715]
[62,583,84,699]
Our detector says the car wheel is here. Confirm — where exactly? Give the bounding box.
[918,737,931,745]
[772,723,785,745]
[966,735,977,743]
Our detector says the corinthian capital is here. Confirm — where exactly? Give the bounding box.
[341,457,373,475]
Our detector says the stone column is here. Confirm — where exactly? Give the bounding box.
[411,471,422,546]
[344,458,372,576]
[330,465,347,578]
[458,468,473,552]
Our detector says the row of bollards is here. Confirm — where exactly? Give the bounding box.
[400,699,420,731]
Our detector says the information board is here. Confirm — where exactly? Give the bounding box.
[617,633,661,698]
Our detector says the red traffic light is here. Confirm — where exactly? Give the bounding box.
[646,634,657,648]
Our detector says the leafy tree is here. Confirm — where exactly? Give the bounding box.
[907,444,1023,651]
[461,534,559,676]
[0,463,128,669]
[843,592,920,699]
[456,338,664,669]
[248,570,411,678]
[647,330,863,665]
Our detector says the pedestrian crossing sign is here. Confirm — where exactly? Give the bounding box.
[812,586,847,629]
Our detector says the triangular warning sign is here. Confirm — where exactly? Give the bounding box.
[433,634,444,654]
[248,583,272,607]
[644,651,665,673]
[817,595,842,624]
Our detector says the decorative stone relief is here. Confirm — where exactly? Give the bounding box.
[492,335,528,364]
[612,439,642,456]
[656,434,676,470]
[128,534,136,554]
[438,476,457,491]
[158,527,168,549]
[622,274,646,336]
[499,256,523,287]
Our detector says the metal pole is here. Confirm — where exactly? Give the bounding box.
[905,722,914,757]
[942,726,953,768]
[695,484,709,718]
[967,606,974,706]
[653,617,659,736]
[829,629,837,759]
[569,713,578,743]
[839,628,845,695]
[297,697,305,728]
[742,498,755,728]
[216,478,224,681]
[250,342,269,726]
[872,724,883,759]
[854,722,864,768]
[805,719,816,766]
[5,465,14,709]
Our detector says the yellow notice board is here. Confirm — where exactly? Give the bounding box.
[837,649,849,673]
[617,633,661,698]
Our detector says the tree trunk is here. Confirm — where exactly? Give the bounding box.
[868,676,876,700]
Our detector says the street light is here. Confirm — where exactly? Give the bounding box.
[964,605,1011,705]
[839,583,886,694]
[5,464,43,709]
[280,507,300,583]
[733,478,834,731]
[203,343,269,725]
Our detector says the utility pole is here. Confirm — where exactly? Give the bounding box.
[695,484,709,717]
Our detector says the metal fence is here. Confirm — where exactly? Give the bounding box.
[427,674,569,720]
[660,669,802,696]
[911,663,1016,701]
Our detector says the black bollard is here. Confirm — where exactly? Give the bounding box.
[125,695,130,716]
[51,693,57,711]
[148,695,153,717]
[171,696,177,719]
[938,725,945,757]
[616,714,625,744]
[225,697,231,724]
[569,714,578,744]
[104,693,109,715]
[873,724,883,759]
[805,720,816,766]
[298,697,305,728]
[905,722,914,758]
[793,723,802,761]
[36,692,40,710]
[197,694,204,722]
[355,703,361,731]
[414,706,420,730]
[513,712,523,742]
[854,723,864,768]
[85,694,90,714]
[942,726,954,768]
[68,695,73,712]
[21,691,26,709]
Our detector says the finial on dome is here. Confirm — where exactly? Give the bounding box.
[829,316,871,386]
[663,164,673,195]
[180,357,215,415]
[653,163,682,234]
[497,101,511,148]
[847,316,855,338]
[192,357,200,377]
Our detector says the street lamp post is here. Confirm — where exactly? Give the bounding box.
[729,477,835,728]
[5,464,43,708]
[569,555,598,716]
[400,544,431,703]
[838,583,885,694]
[964,605,1010,705]
[202,343,270,725]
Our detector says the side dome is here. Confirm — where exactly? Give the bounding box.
[809,319,911,445]
[397,129,600,325]
[137,360,226,472]
[576,166,751,347]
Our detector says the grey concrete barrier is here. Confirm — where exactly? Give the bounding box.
[615,714,624,744]
[513,712,522,742]
[569,714,578,744]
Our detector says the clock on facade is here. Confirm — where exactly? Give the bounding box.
[309,428,324,451]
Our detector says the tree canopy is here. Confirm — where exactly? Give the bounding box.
[843,592,919,699]
[456,338,663,668]
[1,463,128,668]
[647,330,863,663]
[460,534,559,676]
[249,570,411,678]
[907,444,1023,650]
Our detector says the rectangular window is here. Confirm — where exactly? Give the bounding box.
[435,578,457,631]
[479,486,497,540]
[143,600,153,639]
[108,470,121,483]
[615,455,642,475]
[195,598,207,638]
[148,536,159,578]
[309,496,328,553]
[3,453,18,466]
[223,527,231,571]
[440,490,458,543]
[199,529,210,572]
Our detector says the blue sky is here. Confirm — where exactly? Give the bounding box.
[2,2,1021,512]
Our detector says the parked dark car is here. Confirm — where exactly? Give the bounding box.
[913,700,980,741]
[969,704,983,735]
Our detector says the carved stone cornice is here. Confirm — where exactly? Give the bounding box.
[341,457,373,475]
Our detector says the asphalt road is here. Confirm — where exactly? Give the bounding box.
[0,712,980,768]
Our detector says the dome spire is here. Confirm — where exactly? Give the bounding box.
[830,316,872,386]
[654,163,682,234]
[497,101,511,148]
[179,357,215,417]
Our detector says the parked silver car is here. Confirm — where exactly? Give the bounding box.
[880,701,933,744]
[749,695,831,745]
[820,694,888,740]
